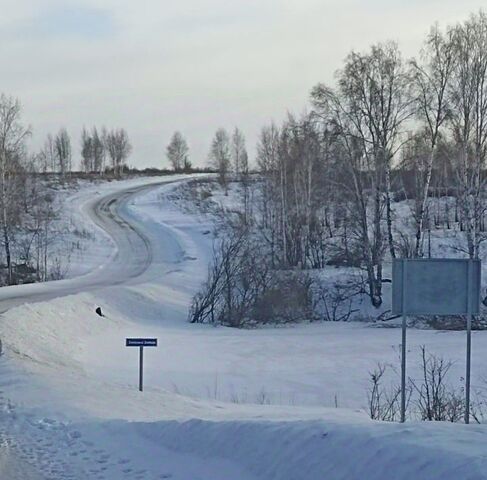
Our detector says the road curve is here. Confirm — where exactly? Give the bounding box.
[0,178,193,480]
[0,179,177,314]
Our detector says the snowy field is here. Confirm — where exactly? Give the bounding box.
[1,176,487,479]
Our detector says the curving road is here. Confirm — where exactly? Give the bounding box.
[0,178,189,480]
[0,179,179,314]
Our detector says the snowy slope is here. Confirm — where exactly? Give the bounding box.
[0,177,487,479]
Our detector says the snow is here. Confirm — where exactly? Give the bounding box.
[1,176,487,479]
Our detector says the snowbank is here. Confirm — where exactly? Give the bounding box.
[123,416,487,480]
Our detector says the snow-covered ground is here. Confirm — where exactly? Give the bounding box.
[1,176,487,479]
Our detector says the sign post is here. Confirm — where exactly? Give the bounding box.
[466,260,472,424]
[126,338,158,392]
[392,258,480,424]
[400,259,408,423]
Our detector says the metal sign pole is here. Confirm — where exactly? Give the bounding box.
[126,338,157,391]
[465,260,472,424]
[401,259,408,423]
[139,346,144,392]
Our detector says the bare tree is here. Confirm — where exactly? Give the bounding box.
[231,127,248,177]
[448,12,487,258]
[54,128,72,176]
[410,24,455,257]
[0,94,31,284]
[166,131,189,172]
[80,127,93,172]
[37,134,56,173]
[410,346,465,422]
[255,124,283,265]
[105,128,132,177]
[209,128,231,191]
[311,42,413,306]
[31,190,59,281]
[91,127,105,175]
[367,363,402,421]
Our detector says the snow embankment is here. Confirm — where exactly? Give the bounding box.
[0,293,126,371]
[121,416,487,480]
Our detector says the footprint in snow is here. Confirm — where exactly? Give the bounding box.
[41,417,57,425]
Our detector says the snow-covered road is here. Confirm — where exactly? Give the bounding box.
[0,178,172,313]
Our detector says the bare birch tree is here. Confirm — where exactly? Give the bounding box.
[256,124,282,264]
[209,128,231,191]
[105,128,132,177]
[80,127,93,172]
[37,134,56,173]
[0,94,31,284]
[410,24,455,257]
[311,42,412,306]
[166,131,189,172]
[448,12,487,258]
[91,127,105,175]
[54,128,72,176]
[231,127,248,177]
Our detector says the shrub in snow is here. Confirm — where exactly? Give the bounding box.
[367,346,487,423]
[367,363,403,422]
[188,228,315,327]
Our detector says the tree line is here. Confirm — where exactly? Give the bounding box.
[190,10,487,326]
[37,126,132,176]
[165,127,249,185]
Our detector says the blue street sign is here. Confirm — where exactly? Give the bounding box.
[126,338,158,347]
[125,338,158,392]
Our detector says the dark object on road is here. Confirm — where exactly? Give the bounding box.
[95,307,104,317]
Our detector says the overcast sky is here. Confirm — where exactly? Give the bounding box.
[0,0,484,169]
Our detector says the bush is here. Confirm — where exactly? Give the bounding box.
[411,346,465,422]
[367,363,403,422]
[252,273,314,325]
[366,346,484,423]
[189,229,315,327]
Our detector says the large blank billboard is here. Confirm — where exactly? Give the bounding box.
[392,258,481,316]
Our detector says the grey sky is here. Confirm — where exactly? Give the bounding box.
[0,0,484,169]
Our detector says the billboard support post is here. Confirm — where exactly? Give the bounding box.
[466,260,472,424]
[401,259,407,423]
